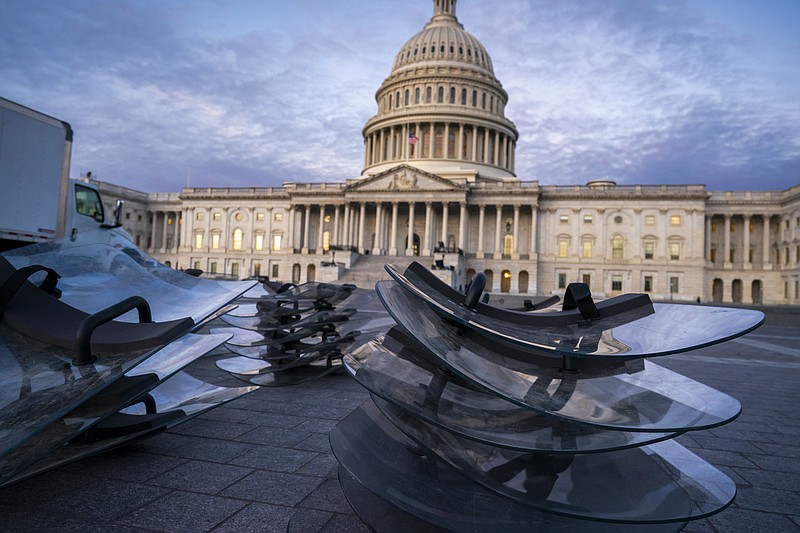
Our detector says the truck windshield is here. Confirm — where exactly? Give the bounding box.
[75,184,105,223]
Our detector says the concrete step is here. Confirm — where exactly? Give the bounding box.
[337,255,423,288]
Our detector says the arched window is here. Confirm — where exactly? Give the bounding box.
[426,87,432,103]
[612,235,624,259]
[504,234,513,256]
[272,232,283,251]
[449,87,456,104]
[415,87,420,104]
[395,91,400,108]
[232,228,243,250]
[461,88,467,105]
[472,90,477,107]
[437,86,444,103]
[322,231,330,252]
[405,89,410,106]
[501,270,512,293]
[434,126,444,157]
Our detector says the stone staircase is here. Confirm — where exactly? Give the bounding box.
[336,254,425,288]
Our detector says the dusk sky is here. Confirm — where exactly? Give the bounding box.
[2,0,798,193]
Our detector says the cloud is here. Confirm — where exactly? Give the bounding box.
[1,0,797,192]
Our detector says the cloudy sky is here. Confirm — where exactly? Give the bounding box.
[2,0,798,192]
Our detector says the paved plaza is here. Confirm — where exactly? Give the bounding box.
[1,318,799,532]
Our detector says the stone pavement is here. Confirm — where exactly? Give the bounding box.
[1,324,799,532]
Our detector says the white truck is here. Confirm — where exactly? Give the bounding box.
[0,97,124,252]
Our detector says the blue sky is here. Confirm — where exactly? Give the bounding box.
[1,0,798,192]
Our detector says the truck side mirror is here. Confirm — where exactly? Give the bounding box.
[113,199,124,227]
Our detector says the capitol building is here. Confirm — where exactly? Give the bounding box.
[93,0,799,306]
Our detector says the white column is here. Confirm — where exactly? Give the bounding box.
[358,203,366,254]
[457,124,464,160]
[705,216,712,262]
[390,201,399,255]
[290,205,296,252]
[743,214,751,268]
[333,205,341,246]
[493,205,503,258]
[471,126,478,161]
[723,214,731,267]
[762,214,771,269]
[373,203,383,254]
[406,202,416,255]
[302,205,311,254]
[512,204,520,258]
[160,212,169,252]
[342,204,350,247]
[423,202,432,256]
[477,205,485,258]
[317,205,326,254]
[458,202,467,252]
[441,202,449,249]
[529,206,538,257]
[444,123,450,159]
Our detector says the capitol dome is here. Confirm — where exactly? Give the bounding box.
[361,0,519,183]
[391,1,494,77]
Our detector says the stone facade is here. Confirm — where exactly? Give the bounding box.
[90,0,800,305]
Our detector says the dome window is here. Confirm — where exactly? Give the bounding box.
[461,88,467,105]
[414,48,418,56]
[440,45,445,53]
[449,87,456,104]
[415,87,420,104]
[459,46,463,55]
[467,48,472,57]
[405,89,410,106]
[438,86,444,103]
[422,46,427,54]
[472,89,477,107]
[426,87,432,103]
[450,45,454,54]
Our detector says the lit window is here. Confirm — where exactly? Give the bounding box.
[274,212,283,222]
[730,222,735,232]
[583,214,593,223]
[255,234,264,251]
[232,229,243,250]
[643,276,653,292]
[322,231,330,252]
[256,212,265,221]
[235,213,243,221]
[558,240,568,258]
[612,235,624,259]
[670,242,680,260]
[213,212,221,221]
[645,215,655,225]
[211,233,220,249]
[194,233,203,249]
[559,215,569,224]
[711,222,716,232]
[167,217,173,225]
[670,215,682,225]
[582,240,592,258]
[324,215,331,223]
[612,274,622,291]
[503,235,513,256]
[273,234,282,251]
[644,242,654,260]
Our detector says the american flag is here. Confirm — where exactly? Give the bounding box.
[408,132,418,145]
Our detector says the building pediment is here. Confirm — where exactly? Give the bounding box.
[347,165,466,193]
